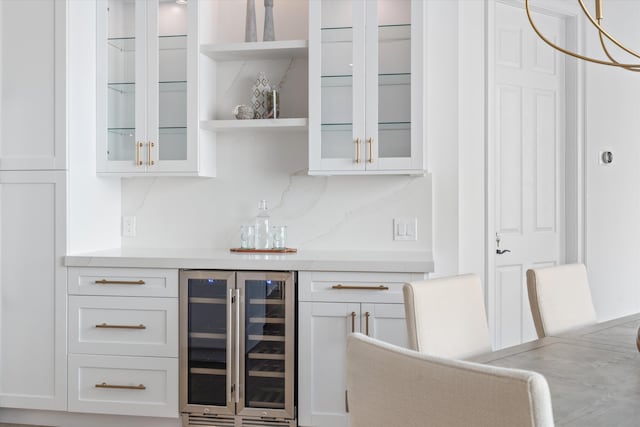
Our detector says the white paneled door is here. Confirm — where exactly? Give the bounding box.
[489,2,566,349]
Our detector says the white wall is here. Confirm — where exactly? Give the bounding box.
[121,137,432,251]
[582,1,640,320]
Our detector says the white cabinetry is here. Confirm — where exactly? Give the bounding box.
[0,171,67,410]
[298,271,424,427]
[67,267,179,418]
[97,0,214,176]
[308,0,425,175]
[0,0,121,416]
[0,1,66,170]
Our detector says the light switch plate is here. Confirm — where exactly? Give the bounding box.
[393,217,417,241]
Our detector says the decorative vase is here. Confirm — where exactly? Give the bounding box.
[245,0,257,42]
[251,72,271,119]
[233,104,255,120]
[263,0,275,41]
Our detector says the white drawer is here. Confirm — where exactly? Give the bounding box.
[69,296,178,357]
[298,271,426,303]
[68,354,178,418]
[68,267,178,297]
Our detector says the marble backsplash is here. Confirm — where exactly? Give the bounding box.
[121,131,431,251]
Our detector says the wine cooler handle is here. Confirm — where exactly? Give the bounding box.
[351,311,356,333]
[235,288,241,404]
[227,288,233,404]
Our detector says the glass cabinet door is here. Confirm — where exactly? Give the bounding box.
[180,271,236,416]
[100,0,146,172]
[237,272,295,420]
[98,0,195,174]
[365,0,414,171]
[314,0,366,172]
[146,0,192,172]
[309,0,424,174]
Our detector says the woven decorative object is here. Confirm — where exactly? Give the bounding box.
[251,72,271,119]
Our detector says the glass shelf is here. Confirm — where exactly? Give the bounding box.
[107,127,135,136]
[108,81,187,94]
[107,36,135,52]
[159,34,187,51]
[319,122,410,130]
[159,126,187,133]
[379,122,410,130]
[107,126,186,134]
[320,74,409,86]
[108,34,187,52]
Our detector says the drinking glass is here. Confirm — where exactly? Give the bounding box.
[240,225,255,249]
[271,225,287,249]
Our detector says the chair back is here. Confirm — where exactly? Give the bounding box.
[526,263,596,338]
[403,274,491,359]
[347,333,554,427]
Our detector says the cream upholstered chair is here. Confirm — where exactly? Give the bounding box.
[403,274,491,359]
[526,263,597,338]
[346,333,554,427]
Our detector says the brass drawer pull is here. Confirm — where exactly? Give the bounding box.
[95,279,146,285]
[135,141,143,166]
[367,137,374,163]
[96,323,146,330]
[332,284,389,291]
[355,137,361,164]
[365,311,370,336]
[148,141,155,166]
[95,382,146,390]
[350,311,356,333]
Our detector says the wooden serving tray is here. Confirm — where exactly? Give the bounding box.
[230,248,297,254]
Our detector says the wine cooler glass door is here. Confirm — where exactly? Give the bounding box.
[236,272,295,419]
[180,270,236,416]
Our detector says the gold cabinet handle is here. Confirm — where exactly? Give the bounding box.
[367,137,374,163]
[135,141,143,166]
[355,137,361,164]
[95,323,146,330]
[148,141,155,166]
[365,311,370,336]
[350,311,356,333]
[95,279,146,285]
[95,382,146,390]
[332,284,389,291]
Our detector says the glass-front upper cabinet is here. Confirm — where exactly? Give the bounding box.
[97,0,213,176]
[308,0,425,175]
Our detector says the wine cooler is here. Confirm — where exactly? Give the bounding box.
[180,270,296,427]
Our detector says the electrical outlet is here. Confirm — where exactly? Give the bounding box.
[122,216,136,237]
[393,217,418,241]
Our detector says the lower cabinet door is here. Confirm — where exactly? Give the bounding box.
[298,301,360,427]
[361,303,408,348]
[0,171,67,410]
[68,354,178,418]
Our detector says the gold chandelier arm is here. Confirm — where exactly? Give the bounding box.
[525,0,640,69]
[598,30,640,72]
[576,0,640,60]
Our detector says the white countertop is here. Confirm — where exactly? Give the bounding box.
[65,248,434,273]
